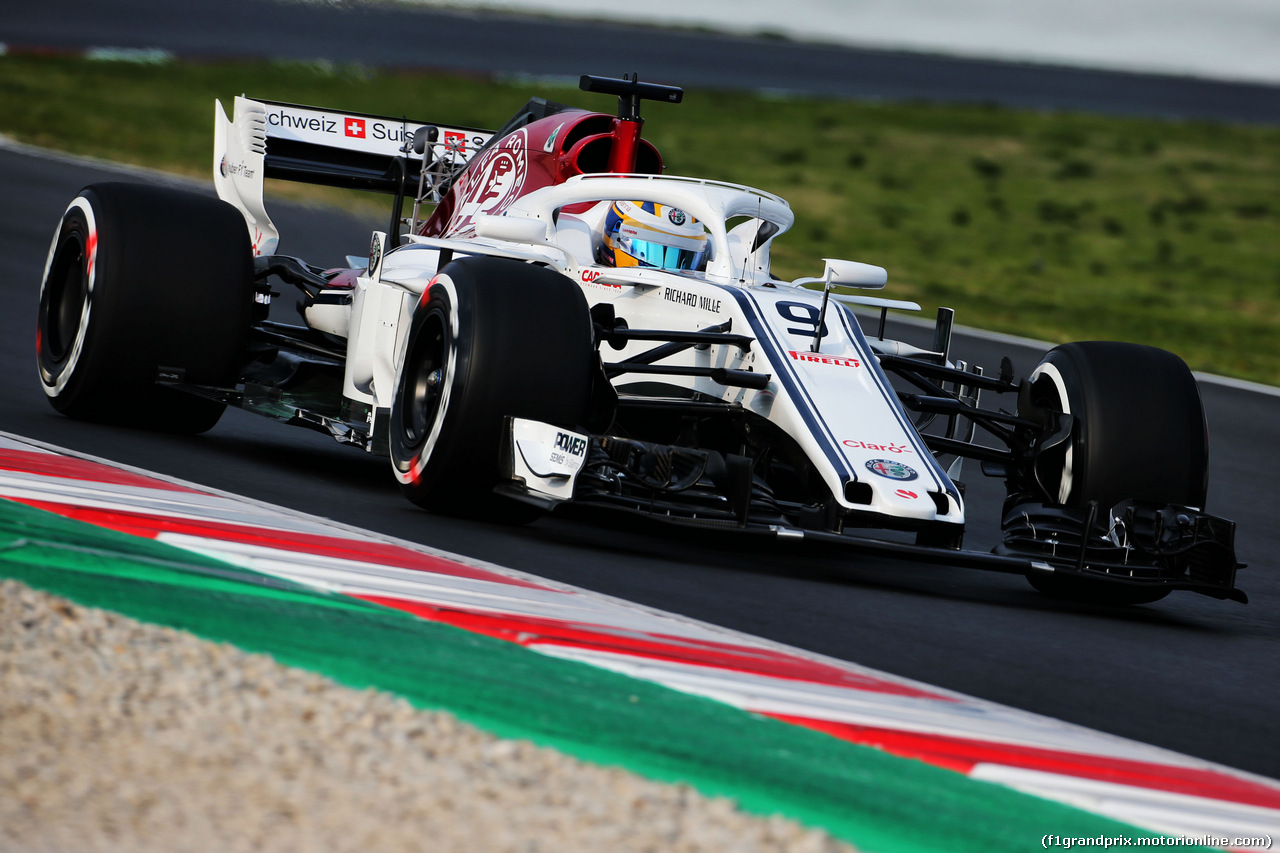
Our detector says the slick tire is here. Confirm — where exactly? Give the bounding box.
[388,256,596,522]
[1020,341,1209,604]
[37,182,253,434]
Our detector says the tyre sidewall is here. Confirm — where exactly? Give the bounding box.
[1029,341,1209,509]
[389,256,595,515]
[36,183,253,431]
[390,277,465,493]
[38,196,99,406]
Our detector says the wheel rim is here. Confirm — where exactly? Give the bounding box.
[1029,363,1075,504]
[41,232,89,364]
[402,311,448,446]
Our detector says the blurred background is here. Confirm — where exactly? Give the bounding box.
[3,0,1280,379]
[427,0,1280,84]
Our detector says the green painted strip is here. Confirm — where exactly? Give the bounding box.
[0,498,1202,852]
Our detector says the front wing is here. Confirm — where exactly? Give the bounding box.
[503,417,1245,603]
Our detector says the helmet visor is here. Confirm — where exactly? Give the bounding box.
[614,230,708,271]
[627,238,707,271]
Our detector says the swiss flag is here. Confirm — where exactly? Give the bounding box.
[444,130,467,154]
[345,118,366,139]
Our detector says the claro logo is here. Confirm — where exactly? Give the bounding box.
[843,439,913,454]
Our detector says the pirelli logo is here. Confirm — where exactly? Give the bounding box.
[788,350,861,368]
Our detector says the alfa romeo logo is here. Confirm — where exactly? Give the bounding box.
[865,459,918,481]
[449,128,529,235]
[369,233,382,275]
[668,208,687,226]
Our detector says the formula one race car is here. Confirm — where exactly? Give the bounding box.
[36,74,1243,604]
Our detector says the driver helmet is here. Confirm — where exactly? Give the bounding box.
[599,200,709,271]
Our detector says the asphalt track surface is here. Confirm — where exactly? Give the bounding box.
[4,141,1279,783]
[5,0,1280,785]
[4,0,1280,123]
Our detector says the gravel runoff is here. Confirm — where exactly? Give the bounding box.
[1,580,859,853]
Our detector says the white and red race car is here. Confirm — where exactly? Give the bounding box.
[36,74,1243,604]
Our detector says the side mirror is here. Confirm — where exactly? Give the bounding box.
[792,258,887,291]
[824,258,887,289]
[412,126,438,155]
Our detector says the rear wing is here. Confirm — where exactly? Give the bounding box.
[213,95,493,255]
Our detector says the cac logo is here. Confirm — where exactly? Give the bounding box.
[865,459,918,481]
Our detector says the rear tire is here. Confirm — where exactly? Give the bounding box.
[389,256,595,522]
[37,182,253,433]
[1019,341,1208,604]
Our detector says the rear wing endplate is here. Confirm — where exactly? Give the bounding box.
[213,95,493,255]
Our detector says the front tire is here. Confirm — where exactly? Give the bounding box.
[1019,341,1208,604]
[37,182,253,433]
[389,256,595,521]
